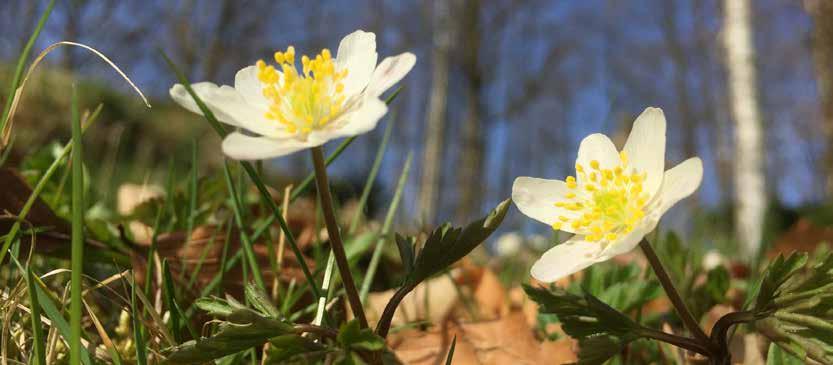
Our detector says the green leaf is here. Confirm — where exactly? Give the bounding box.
[524,285,639,337]
[405,199,510,287]
[265,335,325,364]
[395,234,415,275]
[767,342,805,365]
[245,282,281,319]
[751,252,833,364]
[575,335,633,365]
[163,310,293,364]
[524,285,642,364]
[194,297,235,318]
[375,200,510,338]
[754,253,808,311]
[339,320,385,351]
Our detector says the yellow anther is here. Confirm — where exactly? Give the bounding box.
[603,170,613,180]
[554,150,649,241]
[258,44,347,137]
[552,222,563,230]
[285,46,296,63]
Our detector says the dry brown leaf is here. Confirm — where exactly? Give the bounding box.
[390,312,577,365]
[770,217,833,258]
[130,225,315,300]
[366,273,461,328]
[471,268,509,320]
[0,168,108,257]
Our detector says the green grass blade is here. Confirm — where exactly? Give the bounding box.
[131,280,148,365]
[349,111,396,234]
[0,0,55,137]
[26,267,46,365]
[69,86,85,365]
[8,254,48,365]
[25,272,92,365]
[445,335,457,365]
[186,139,198,235]
[360,152,412,302]
[32,282,92,365]
[223,161,266,291]
[162,259,182,343]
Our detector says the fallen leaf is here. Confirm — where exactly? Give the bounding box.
[390,312,577,364]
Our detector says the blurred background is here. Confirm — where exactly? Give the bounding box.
[1,0,831,256]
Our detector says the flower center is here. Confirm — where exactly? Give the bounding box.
[256,46,349,136]
[553,152,650,242]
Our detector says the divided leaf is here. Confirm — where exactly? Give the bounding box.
[750,251,833,364]
[403,199,510,288]
[524,285,642,364]
[163,310,292,364]
[338,320,386,351]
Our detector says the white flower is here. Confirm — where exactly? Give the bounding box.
[494,232,523,257]
[170,30,416,160]
[512,107,703,282]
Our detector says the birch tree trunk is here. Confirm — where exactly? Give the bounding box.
[418,0,454,223]
[722,0,766,257]
[805,0,833,196]
[456,0,485,222]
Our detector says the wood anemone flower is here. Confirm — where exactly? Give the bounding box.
[170,30,415,160]
[512,107,703,282]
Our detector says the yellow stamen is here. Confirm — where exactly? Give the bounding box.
[257,44,349,137]
[551,149,649,240]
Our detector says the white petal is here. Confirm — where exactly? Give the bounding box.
[530,236,606,282]
[654,157,703,215]
[623,107,666,197]
[364,53,416,98]
[598,220,655,259]
[336,30,378,98]
[512,177,583,233]
[170,83,278,137]
[575,133,621,176]
[170,83,239,125]
[327,97,388,138]
[221,132,320,160]
[234,65,268,109]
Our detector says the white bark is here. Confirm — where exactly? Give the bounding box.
[723,0,766,257]
[418,0,454,223]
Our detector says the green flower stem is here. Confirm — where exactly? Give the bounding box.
[310,146,368,328]
[638,238,712,349]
